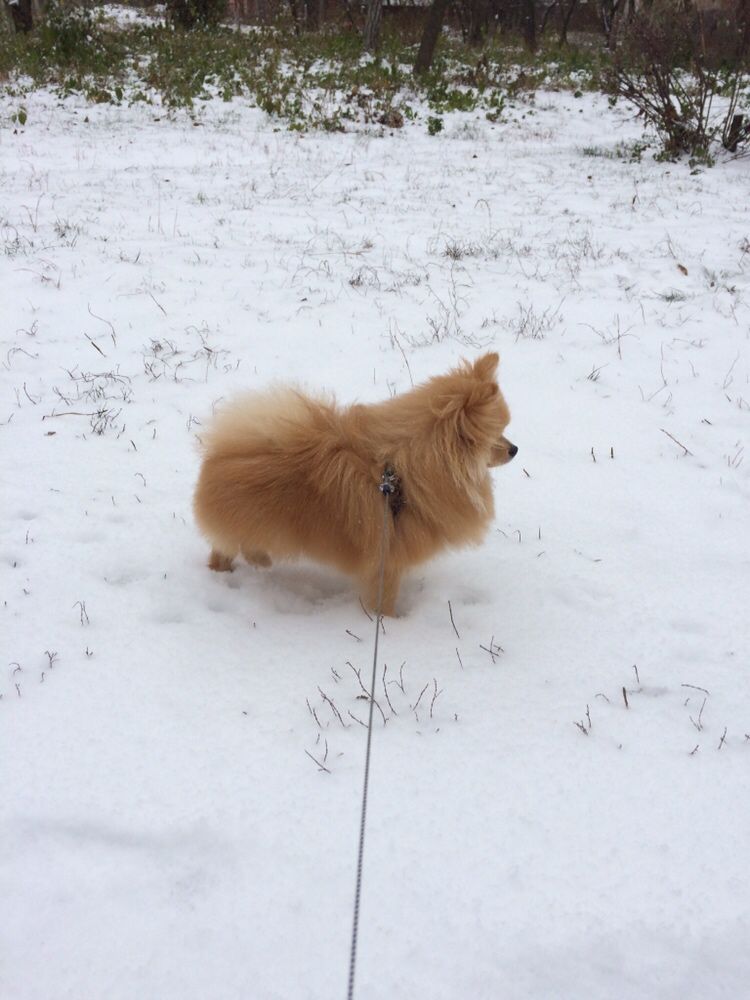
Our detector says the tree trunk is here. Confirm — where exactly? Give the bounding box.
[736,0,750,59]
[305,0,319,31]
[414,0,451,74]
[539,0,561,37]
[723,113,746,153]
[7,0,35,32]
[287,0,301,32]
[600,0,625,48]
[558,0,579,44]
[363,0,382,52]
[522,0,537,50]
[469,0,490,44]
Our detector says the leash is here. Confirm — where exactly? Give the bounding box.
[346,468,397,1000]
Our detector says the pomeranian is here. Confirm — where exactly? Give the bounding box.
[193,352,516,615]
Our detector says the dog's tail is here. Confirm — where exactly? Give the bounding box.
[199,386,332,458]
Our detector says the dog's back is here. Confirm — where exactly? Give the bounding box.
[194,387,383,575]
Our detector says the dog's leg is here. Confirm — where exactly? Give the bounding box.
[243,546,272,568]
[362,563,402,617]
[208,549,235,572]
[379,567,401,617]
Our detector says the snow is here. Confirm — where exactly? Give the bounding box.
[2,85,749,1000]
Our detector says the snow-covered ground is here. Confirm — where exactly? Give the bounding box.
[2,86,749,1000]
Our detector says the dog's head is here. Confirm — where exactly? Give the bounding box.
[430,352,516,470]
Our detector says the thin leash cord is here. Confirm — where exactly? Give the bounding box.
[347,474,393,1000]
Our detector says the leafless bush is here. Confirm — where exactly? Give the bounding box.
[142,326,232,382]
[505,300,564,340]
[610,0,750,162]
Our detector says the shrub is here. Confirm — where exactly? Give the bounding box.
[610,0,750,162]
[41,1,103,64]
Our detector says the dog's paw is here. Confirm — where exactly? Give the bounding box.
[208,550,235,572]
[243,547,272,568]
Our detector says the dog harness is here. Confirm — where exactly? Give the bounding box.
[380,466,405,519]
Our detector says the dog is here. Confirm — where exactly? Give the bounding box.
[193,352,516,615]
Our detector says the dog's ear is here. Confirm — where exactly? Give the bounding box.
[467,380,498,406]
[431,380,497,422]
[430,394,463,420]
[472,352,499,381]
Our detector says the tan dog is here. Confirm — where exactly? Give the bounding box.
[194,352,516,615]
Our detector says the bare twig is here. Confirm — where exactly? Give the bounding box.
[575,705,592,734]
[385,660,407,693]
[87,304,117,347]
[681,683,710,695]
[660,428,693,457]
[306,698,323,729]
[479,636,504,663]
[73,600,89,625]
[382,664,397,716]
[447,600,460,639]
[85,333,106,358]
[358,598,373,622]
[22,382,40,405]
[318,687,348,728]
[429,679,443,719]
[304,749,331,773]
[412,682,429,718]
[690,697,707,732]
[390,326,414,387]
[348,710,367,728]
[345,662,386,724]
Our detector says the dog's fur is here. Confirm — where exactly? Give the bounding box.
[193,352,515,615]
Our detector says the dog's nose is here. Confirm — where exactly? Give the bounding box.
[508,444,518,458]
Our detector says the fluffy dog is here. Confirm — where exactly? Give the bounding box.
[193,352,516,615]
